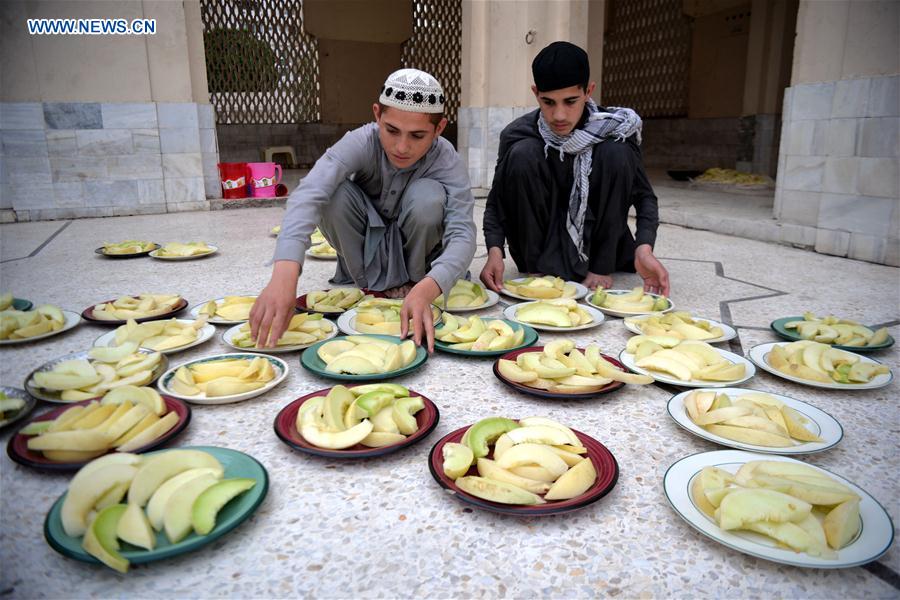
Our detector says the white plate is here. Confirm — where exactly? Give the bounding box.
[0,310,81,346]
[92,319,216,355]
[748,342,893,390]
[157,353,288,405]
[305,247,338,260]
[623,315,737,344]
[585,289,674,318]
[221,319,337,353]
[502,301,605,332]
[188,296,257,325]
[149,244,218,260]
[618,347,755,388]
[499,278,588,301]
[664,450,894,568]
[434,289,500,312]
[667,387,843,454]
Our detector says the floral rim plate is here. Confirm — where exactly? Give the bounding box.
[157,353,289,405]
[25,348,169,404]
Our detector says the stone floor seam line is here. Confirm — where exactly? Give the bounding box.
[0,220,73,264]
[861,561,900,592]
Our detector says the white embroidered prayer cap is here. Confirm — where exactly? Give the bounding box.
[379,68,445,114]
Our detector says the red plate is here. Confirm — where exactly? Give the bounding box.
[273,385,439,458]
[6,396,191,471]
[81,297,188,325]
[493,347,627,399]
[428,424,619,515]
[295,289,387,314]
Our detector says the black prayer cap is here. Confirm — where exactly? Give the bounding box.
[531,41,590,92]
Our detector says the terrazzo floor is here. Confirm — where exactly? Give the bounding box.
[0,204,898,598]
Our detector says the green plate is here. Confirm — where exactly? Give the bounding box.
[301,334,428,381]
[433,320,539,357]
[44,446,268,566]
[770,316,894,352]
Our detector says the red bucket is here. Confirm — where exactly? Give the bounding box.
[218,163,248,199]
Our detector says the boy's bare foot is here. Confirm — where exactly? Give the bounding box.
[384,283,414,298]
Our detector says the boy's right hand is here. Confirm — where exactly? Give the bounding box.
[249,260,301,348]
[479,247,505,292]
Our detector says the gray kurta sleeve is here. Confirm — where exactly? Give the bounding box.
[272,125,375,264]
[424,141,477,294]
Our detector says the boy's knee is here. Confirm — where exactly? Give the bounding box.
[593,139,634,172]
[402,178,445,228]
[504,138,546,177]
[322,180,365,223]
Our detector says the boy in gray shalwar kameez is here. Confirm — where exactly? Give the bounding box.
[250,69,476,351]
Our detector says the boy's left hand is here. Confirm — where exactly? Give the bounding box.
[400,277,441,353]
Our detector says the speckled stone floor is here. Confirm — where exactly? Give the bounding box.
[1,205,898,598]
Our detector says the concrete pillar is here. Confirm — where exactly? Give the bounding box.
[774,0,899,265]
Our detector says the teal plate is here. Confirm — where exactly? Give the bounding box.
[301,334,428,381]
[12,298,33,311]
[44,446,268,567]
[433,320,539,357]
[770,316,894,352]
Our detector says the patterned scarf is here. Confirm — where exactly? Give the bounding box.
[537,100,642,262]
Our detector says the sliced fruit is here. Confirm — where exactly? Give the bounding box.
[192,478,257,536]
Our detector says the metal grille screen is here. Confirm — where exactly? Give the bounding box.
[601,0,691,118]
[400,0,462,123]
[200,0,320,124]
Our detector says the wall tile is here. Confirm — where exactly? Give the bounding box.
[831,78,870,118]
[43,102,102,129]
[159,128,200,153]
[867,75,899,117]
[133,129,161,154]
[818,193,894,236]
[53,182,85,208]
[199,129,217,154]
[168,200,208,213]
[0,102,45,130]
[51,157,108,182]
[779,223,817,247]
[791,83,835,120]
[1,130,48,157]
[202,153,219,180]
[823,119,857,157]
[858,157,899,198]
[5,183,57,210]
[822,157,859,194]
[137,179,165,204]
[76,129,134,156]
[46,130,78,156]
[848,232,888,263]
[157,103,199,129]
[107,155,163,180]
[101,103,158,129]
[783,156,825,191]
[162,153,202,178]
[197,104,215,129]
[814,228,850,257]
[857,117,900,157]
[786,120,815,155]
[164,177,205,204]
[5,156,51,186]
[83,180,139,207]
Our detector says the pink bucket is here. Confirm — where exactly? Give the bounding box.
[247,162,283,198]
